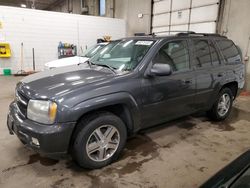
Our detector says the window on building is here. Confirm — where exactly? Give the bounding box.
[99,0,106,16]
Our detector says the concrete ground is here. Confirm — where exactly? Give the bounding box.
[0,76,250,188]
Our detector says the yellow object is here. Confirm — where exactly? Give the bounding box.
[103,36,112,42]
[0,43,11,58]
[49,102,57,122]
[0,21,2,29]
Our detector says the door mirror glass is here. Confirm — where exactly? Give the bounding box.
[150,63,172,76]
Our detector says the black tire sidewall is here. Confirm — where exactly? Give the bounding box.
[72,113,127,169]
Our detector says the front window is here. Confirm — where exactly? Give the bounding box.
[82,44,105,58]
[153,40,190,72]
[90,39,155,72]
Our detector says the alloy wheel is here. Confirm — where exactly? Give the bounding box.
[217,93,231,117]
[86,125,120,162]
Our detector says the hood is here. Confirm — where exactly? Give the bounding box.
[19,64,115,99]
[44,56,89,68]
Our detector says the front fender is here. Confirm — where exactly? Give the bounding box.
[58,92,141,132]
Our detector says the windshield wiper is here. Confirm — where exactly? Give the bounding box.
[78,60,92,68]
[78,60,116,74]
[92,63,117,74]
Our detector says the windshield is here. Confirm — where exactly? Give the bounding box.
[90,39,155,72]
[82,44,106,58]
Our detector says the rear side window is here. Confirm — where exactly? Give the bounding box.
[209,42,220,66]
[216,40,241,64]
[193,40,211,68]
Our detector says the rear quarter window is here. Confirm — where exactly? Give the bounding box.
[216,39,241,64]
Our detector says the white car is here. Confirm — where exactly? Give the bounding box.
[44,42,108,70]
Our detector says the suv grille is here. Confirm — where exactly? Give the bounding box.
[15,90,29,118]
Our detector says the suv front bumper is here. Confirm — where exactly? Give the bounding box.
[7,102,76,158]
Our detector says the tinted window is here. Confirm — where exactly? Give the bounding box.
[216,40,241,64]
[91,40,154,71]
[153,40,190,72]
[209,41,220,66]
[193,40,211,67]
[82,44,106,58]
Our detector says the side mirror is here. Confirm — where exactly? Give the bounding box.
[149,63,172,76]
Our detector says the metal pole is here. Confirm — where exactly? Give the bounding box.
[32,48,35,71]
[188,0,193,31]
[21,42,23,73]
[169,0,173,35]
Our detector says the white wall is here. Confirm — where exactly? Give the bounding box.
[0,6,125,73]
[115,0,152,36]
[219,0,250,90]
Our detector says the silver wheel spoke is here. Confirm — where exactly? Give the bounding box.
[94,128,104,141]
[222,95,226,103]
[225,97,230,107]
[98,147,106,160]
[88,142,100,154]
[104,127,117,142]
[218,103,224,109]
[107,142,117,149]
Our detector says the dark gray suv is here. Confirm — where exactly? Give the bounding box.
[7,32,245,169]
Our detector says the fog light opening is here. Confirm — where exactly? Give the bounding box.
[31,137,40,146]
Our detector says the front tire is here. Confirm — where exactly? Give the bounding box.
[72,112,127,169]
[207,88,233,121]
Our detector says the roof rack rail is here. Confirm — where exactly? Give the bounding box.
[176,32,227,38]
[174,31,196,34]
[139,31,227,38]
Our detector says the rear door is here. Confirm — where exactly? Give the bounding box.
[208,39,228,102]
[141,39,196,127]
[192,38,215,110]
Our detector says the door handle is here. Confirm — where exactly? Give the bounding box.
[217,73,224,77]
[182,79,192,84]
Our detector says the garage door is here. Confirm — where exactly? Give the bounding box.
[152,0,220,35]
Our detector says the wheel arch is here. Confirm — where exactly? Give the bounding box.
[75,103,135,134]
[67,92,140,152]
[221,81,238,99]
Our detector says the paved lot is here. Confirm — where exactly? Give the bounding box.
[0,76,250,188]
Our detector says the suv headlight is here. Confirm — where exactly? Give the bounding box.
[27,100,57,124]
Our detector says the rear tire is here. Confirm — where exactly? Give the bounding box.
[207,88,233,121]
[71,112,127,169]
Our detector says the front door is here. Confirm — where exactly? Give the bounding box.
[141,39,196,128]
